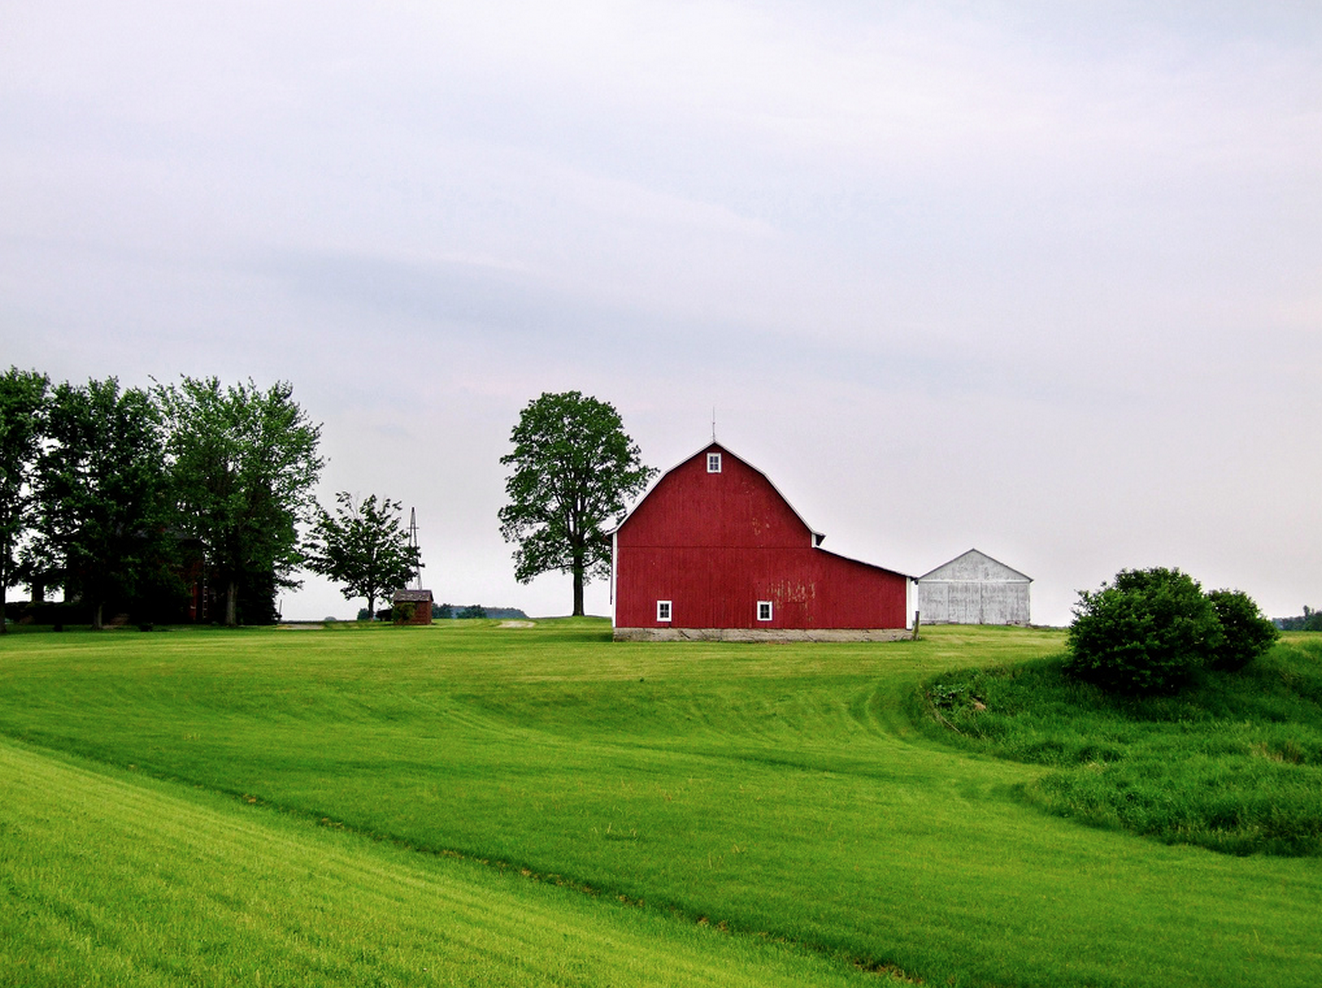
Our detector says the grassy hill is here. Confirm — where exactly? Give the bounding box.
[1,621,1319,987]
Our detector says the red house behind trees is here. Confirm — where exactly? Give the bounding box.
[611,443,913,641]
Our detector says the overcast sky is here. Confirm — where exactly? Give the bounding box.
[4,1,1319,624]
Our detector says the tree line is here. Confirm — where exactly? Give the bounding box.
[1276,606,1322,632]
[1,368,420,631]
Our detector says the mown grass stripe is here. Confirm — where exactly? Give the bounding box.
[0,738,892,987]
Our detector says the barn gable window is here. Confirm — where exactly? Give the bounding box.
[707,452,722,473]
[657,600,672,622]
[757,600,773,622]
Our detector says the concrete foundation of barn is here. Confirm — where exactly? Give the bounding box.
[613,626,913,643]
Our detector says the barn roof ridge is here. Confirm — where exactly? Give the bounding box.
[917,547,1032,583]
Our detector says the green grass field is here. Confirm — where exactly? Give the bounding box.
[2,620,1320,987]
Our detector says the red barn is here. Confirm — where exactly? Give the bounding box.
[611,443,913,641]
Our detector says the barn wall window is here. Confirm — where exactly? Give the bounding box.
[657,600,672,622]
[757,600,773,622]
[707,452,722,473]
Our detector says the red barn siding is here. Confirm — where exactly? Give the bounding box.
[612,443,910,632]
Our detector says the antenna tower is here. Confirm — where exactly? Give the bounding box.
[409,507,422,589]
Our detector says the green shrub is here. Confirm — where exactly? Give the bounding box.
[1065,567,1219,694]
[1206,588,1280,671]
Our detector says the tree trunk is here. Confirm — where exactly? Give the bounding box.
[0,580,6,634]
[226,579,238,626]
[367,594,375,621]
[572,567,585,617]
[92,601,104,631]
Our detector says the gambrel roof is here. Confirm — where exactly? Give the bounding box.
[614,442,910,578]
[612,441,825,545]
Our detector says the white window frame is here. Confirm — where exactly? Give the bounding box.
[757,600,773,622]
[707,452,722,473]
[657,600,672,622]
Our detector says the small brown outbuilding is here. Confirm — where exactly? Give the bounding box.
[392,589,434,624]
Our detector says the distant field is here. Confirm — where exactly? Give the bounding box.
[1,621,1320,987]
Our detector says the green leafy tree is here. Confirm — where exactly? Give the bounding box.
[498,391,655,616]
[156,377,323,626]
[32,378,173,630]
[0,367,49,631]
[1065,567,1221,694]
[305,492,421,620]
[1206,588,1279,670]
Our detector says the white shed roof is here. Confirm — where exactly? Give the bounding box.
[918,548,1031,583]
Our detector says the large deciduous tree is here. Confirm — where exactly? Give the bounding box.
[0,367,49,632]
[305,492,421,620]
[157,377,323,626]
[498,391,655,617]
[33,378,172,630]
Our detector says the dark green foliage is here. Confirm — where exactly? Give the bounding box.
[1066,567,1220,693]
[457,604,487,619]
[2,599,92,627]
[305,492,421,620]
[919,636,1322,856]
[0,367,49,632]
[1207,588,1280,670]
[155,377,323,626]
[32,378,173,630]
[498,391,655,616]
[434,603,454,619]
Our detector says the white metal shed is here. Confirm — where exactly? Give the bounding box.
[918,549,1031,625]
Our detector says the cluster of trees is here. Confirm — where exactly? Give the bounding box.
[1,369,327,629]
[1276,606,1322,632]
[5,373,652,629]
[441,604,489,620]
[1066,567,1280,693]
[1,367,423,631]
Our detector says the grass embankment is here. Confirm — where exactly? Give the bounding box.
[1,621,1320,987]
[919,634,1322,856]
